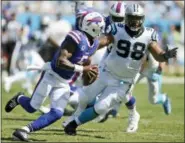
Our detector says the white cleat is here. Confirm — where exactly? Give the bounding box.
[126,111,140,133]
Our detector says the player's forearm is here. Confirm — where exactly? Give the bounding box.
[153,52,168,62]
[56,58,91,73]
[56,58,76,71]
[149,41,178,62]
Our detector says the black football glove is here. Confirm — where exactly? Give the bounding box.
[163,46,178,60]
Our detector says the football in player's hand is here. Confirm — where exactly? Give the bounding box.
[82,67,98,86]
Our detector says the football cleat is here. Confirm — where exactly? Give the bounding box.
[12,129,29,141]
[62,115,75,128]
[5,92,23,113]
[96,109,118,123]
[64,120,77,136]
[126,111,140,133]
[163,95,171,115]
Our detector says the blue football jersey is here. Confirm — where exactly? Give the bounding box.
[51,30,99,80]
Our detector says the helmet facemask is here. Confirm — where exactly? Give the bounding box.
[125,14,145,32]
[110,15,124,23]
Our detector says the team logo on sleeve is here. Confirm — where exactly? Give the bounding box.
[81,45,86,51]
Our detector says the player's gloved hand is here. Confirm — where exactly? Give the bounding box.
[163,46,178,60]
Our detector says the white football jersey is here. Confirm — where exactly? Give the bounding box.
[104,24,158,80]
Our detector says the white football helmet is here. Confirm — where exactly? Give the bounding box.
[75,7,95,30]
[109,1,127,22]
[125,4,145,31]
[81,12,105,38]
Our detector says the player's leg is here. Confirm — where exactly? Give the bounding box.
[63,77,107,128]
[63,86,117,135]
[68,90,80,110]
[5,71,50,113]
[12,80,70,141]
[64,81,138,135]
[147,73,171,114]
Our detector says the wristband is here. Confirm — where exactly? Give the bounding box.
[74,64,84,73]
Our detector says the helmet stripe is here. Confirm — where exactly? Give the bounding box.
[87,16,102,26]
[116,2,122,13]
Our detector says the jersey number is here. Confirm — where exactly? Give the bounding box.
[116,40,146,60]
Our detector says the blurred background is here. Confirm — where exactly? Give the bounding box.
[1,1,184,94]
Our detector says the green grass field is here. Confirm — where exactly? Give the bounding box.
[1,83,184,142]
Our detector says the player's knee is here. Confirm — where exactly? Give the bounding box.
[94,101,109,115]
[50,108,63,119]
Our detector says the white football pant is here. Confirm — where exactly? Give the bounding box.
[30,69,70,113]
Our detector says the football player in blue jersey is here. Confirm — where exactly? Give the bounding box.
[5,11,105,141]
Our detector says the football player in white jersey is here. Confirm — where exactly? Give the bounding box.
[135,52,171,114]
[64,4,178,135]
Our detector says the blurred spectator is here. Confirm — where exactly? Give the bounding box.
[168,25,182,46]
[3,12,22,75]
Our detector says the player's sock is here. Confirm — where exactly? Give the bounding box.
[125,96,136,110]
[21,126,31,133]
[155,94,167,104]
[17,95,36,113]
[75,107,98,125]
[27,108,63,132]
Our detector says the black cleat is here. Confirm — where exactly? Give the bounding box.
[12,129,29,141]
[5,92,23,112]
[64,120,77,136]
[97,109,118,123]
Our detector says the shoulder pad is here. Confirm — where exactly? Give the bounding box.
[67,30,82,44]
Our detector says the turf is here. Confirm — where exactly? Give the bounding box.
[1,83,184,142]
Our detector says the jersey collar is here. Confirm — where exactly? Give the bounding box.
[125,25,144,38]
